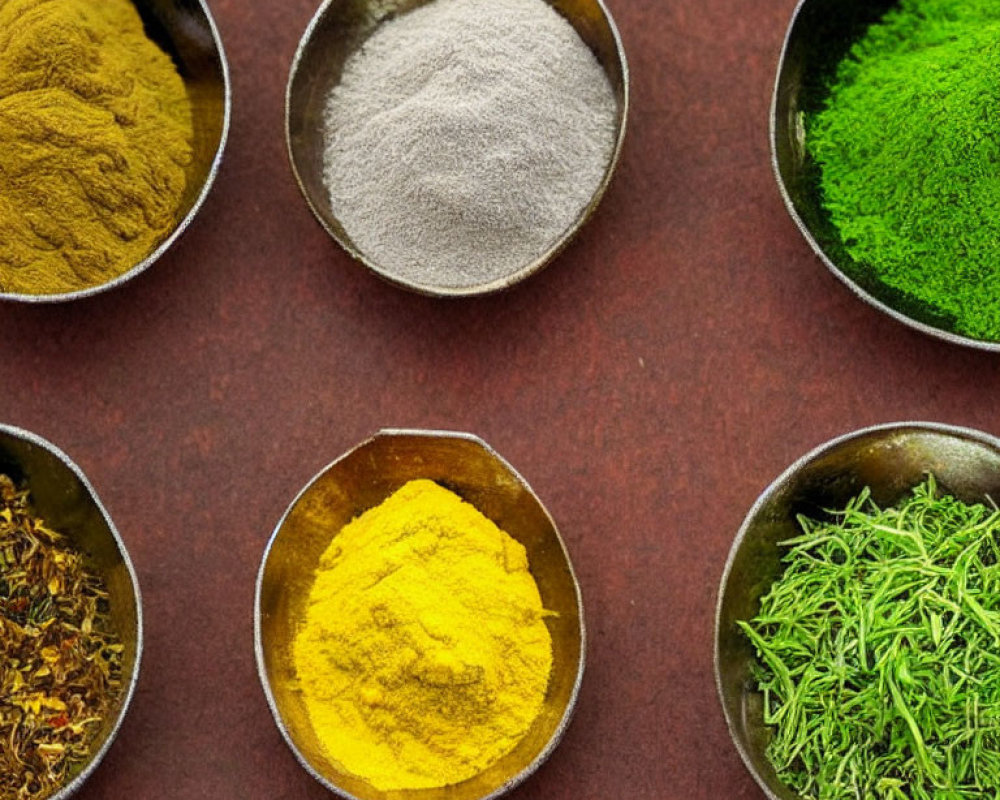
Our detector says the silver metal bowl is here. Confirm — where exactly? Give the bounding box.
[255,429,584,800]
[1,0,231,303]
[715,421,1000,799]
[771,0,1000,351]
[0,424,143,799]
[286,0,629,297]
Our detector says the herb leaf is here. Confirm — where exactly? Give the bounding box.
[741,475,1000,799]
[0,475,123,800]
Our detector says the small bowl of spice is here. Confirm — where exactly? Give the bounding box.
[716,422,1000,799]
[0,0,230,301]
[773,0,1000,349]
[286,0,629,296]
[255,429,584,799]
[0,424,142,799]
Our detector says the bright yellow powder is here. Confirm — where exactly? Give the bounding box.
[292,479,553,791]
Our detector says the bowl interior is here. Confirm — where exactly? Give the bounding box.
[286,0,628,296]
[257,430,583,800]
[771,0,981,339]
[135,0,228,217]
[0,427,141,795]
[717,425,1000,799]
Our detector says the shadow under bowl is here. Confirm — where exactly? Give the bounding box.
[286,0,629,297]
[771,0,1000,351]
[0,424,142,799]
[715,421,1000,799]
[2,0,231,304]
[255,429,584,800]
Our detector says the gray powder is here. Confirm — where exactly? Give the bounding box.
[323,0,618,289]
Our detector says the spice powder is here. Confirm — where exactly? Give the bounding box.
[292,479,554,791]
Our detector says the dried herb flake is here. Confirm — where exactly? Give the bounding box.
[0,475,123,800]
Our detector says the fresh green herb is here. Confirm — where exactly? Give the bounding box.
[0,475,124,800]
[740,475,1000,799]
[807,0,1000,340]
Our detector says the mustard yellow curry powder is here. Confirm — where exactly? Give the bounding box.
[0,0,193,295]
[292,479,554,791]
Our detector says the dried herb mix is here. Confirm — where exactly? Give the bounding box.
[807,0,1000,340]
[740,476,1000,799]
[0,475,124,800]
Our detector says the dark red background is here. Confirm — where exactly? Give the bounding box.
[2,0,995,797]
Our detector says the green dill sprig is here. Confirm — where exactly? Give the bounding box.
[740,475,1000,800]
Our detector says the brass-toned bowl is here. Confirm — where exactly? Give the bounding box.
[0,424,142,799]
[772,0,1000,350]
[715,421,1000,800]
[255,429,584,800]
[286,0,629,297]
[2,0,231,304]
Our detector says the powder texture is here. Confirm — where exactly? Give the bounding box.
[0,0,193,295]
[292,479,553,791]
[807,0,1000,340]
[323,0,617,289]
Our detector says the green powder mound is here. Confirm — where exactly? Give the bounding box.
[808,0,1000,341]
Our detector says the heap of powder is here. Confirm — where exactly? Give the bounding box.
[0,0,193,295]
[807,0,1000,340]
[292,479,553,791]
[323,0,618,289]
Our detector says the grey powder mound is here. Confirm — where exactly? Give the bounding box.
[323,0,618,290]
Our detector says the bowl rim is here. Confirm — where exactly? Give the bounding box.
[714,420,1000,800]
[0,0,233,305]
[769,0,1000,352]
[253,427,586,800]
[284,0,630,298]
[0,423,144,800]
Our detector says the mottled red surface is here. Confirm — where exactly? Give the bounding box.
[2,0,996,797]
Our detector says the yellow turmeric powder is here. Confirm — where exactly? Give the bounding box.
[293,479,553,791]
[0,0,193,295]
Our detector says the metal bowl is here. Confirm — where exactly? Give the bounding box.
[771,0,1000,351]
[1,0,231,304]
[286,0,629,297]
[255,429,584,800]
[715,421,1000,800]
[0,424,143,799]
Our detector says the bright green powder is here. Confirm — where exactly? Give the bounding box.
[808,0,1000,340]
